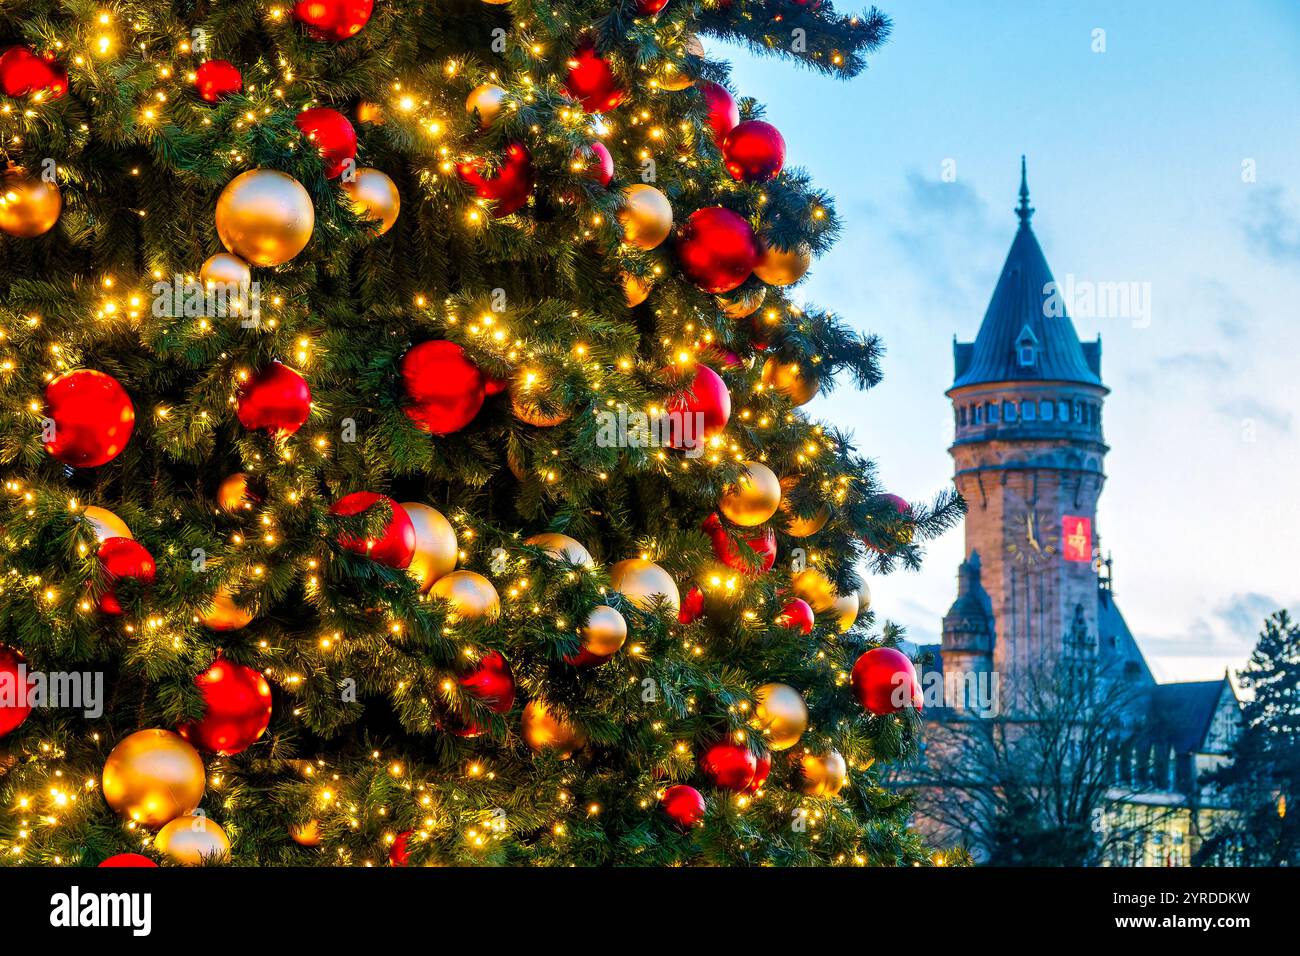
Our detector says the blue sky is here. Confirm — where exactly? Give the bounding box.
[717,0,1300,681]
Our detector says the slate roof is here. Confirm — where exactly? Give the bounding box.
[1151,681,1231,754]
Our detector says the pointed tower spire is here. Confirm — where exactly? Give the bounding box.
[1016,155,1034,227]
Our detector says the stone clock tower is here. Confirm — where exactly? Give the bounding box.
[941,160,1108,706]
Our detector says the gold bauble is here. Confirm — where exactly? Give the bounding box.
[831,590,858,633]
[525,532,593,569]
[718,286,765,319]
[618,183,673,250]
[622,272,652,307]
[465,83,507,128]
[580,604,627,657]
[356,101,386,125]
[791,568,838,613]
[430,570,500,621]
[217,472,257,514]
[401,502,458,593]
[858,582,871,612]
[761,357,819,406]
[199,252,251,290]
[215,168,314,266]
[752,682,808,751]
[779,476,830,537]
[510,386,571,427]
[155,814,231,865]
[718,460,782,527]
[800,749,848,797]
[102,729,206,828]
[0,168,61,238]
[83,505,131,542]
[342,167,401,235]
[289,819,322,847]
[521,700,584,757]
[198,585,255,631]
[609,558,680,613]
[753,242,811,286]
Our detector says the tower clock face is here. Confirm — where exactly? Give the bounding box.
[1005,505,1060,567]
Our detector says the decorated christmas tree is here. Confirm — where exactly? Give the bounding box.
[0,0,961,867]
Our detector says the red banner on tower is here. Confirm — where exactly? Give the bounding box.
[1062,515,1092,562]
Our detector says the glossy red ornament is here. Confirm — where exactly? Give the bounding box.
[194,60,242,103]
[879,493,910,515]
[563,43,625,113]
[865,493,912,552]
[702,513,776,574]
[178,658,273,755]
[43,370,135,468]
[449,650,515,737]
[331,493,416,569]
[774,598,815,634]
[399,340,487,434]
[698,81,739,142]
[675,207,759,294]
[851,647,922,716]
[293,0,374,40]
[236,363,311,436]
[722,120,786,183]
[0,46,68,99]
[661,784,705,827]
[0,647,34,738]
[746,751,771,793]
[295,107,357,179]
[576,141,614,186]
[457,142,534,217]
[678,585,705,625]
[99,853,158,868]
[636,0,671,13]
[389,830,411,866]
[700,741,757,791]
[665,363,730,449]
[95,537,156,616]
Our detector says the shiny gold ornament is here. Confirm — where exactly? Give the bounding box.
[401,502,458,593]
[465,83,507,128]
[579,604,627,657]
[753,242,811,286]
[83,505,131,542]
[752,682,808,751]
[199,252,251,290]
[858,582,871,612]
[831,590,858,633]
[430,570,500,621]
[761,357,819,406]
[800,749,848,797]
[510,385,570,427]
[342,167,401,235]
[215,168,315,266]
[356,101,386,125]
[657,69,693,91]
[0,168,61,238]
[718,286,765,319]
[289,819,322,846]
[622,272,652,307]
[198,585,254,631]
[155,814,231,865]
[609,558,680,613]
[525,532,593,569]
[718,460,782,527]
[791,568,838,613]
[102,729,206,827]
[521,700,584,757]
[618,183,673,250]
[779,476,830,537]
[217,472,257,514]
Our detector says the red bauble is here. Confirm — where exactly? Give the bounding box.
[576,141,614,186]
[43,370,135,468]
[0,46,68,99]
[722,120,786,183]
[636,0,671,13]
[389,830,411,866]
[295,107,357,179]
[879,493,910,515]
[702,513,776,574]
[675,207,759,294]
[774,598,815,634]
[698,81,739,142]
[236,363,312,436]
[194,60,242,103]
[99,853,158,868]
[0,647,34,738]
[661,784,705,827]
[457,142,534,217]
[330,493,416,569]
[678,585,705,625]
[746,751,771,793]
[450,650,515,737]
[95,537,156,616]
[563,43,625,113]
[665,363,730,449]
[563,647,609,668]
[178,658,273,755]
[293,0,374,40]
[483,374,510,397]
[851,647,922,716]
[700,741,757,791]
[399,340,487,434]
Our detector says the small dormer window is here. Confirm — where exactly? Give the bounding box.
[1016,325,1039,368]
